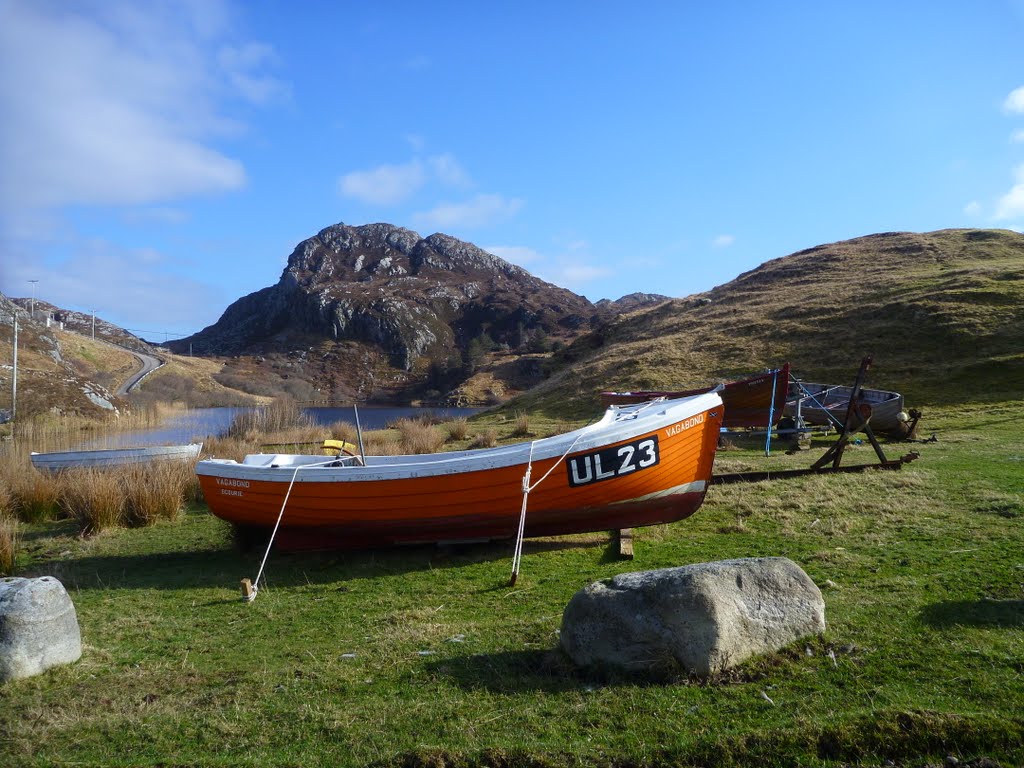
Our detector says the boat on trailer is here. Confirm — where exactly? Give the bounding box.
[599,363,790,429]
[784,381,905,432]
[196,392,724,550]
[30,443,204,472]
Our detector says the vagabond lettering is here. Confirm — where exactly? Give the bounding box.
[665,413,705,437]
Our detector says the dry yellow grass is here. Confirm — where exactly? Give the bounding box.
[0,514,16,575]
[468,428,498,449]
[60,469,123,534]
[444,417,470,442]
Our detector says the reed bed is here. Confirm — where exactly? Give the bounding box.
[225,397,312,438]
[10,402,172,453]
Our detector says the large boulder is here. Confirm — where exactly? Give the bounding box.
[0,576,82,683]
[560,557,825,677]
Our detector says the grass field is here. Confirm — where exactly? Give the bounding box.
[1,400,1022,767]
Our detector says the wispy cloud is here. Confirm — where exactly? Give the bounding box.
[994,164,1024,221]
[338,153,472,206]
[484,242,614,290]
[0,1,284,217]
[3,239,225,332]
[428,154,471,187]
[338,161,427,205]
[1003,85,1024,114]
[1011,129,1024,144]
[413,194,523,229]
[712,234,735,248]
[218,42,290,105]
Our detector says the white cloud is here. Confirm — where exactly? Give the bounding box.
[338,153,473,206]
[338,161,427,205]
[963,201,982,217]
[712,234,735,248]
[0,3,292,217]
[413,194,523,229]
[1003,85,1024,114]
[2,240,224,332]
[994,164,1024,221]
[0,1,282,216]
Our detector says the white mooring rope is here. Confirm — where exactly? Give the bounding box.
[508,424,599,586]
[245,457,337,602]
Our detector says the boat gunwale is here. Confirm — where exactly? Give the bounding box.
[196,393,723,483]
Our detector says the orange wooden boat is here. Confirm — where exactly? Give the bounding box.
[196,392,723,550]
[599,363,790,429]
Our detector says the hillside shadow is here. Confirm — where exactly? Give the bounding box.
[920,599,1024,628]
[24,534,617,592]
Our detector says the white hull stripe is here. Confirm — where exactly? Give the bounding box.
[612,480,706,505]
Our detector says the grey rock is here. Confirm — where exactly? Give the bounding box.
[560,557,825,677]
[0,576,82,683]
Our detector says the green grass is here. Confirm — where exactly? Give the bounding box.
[1,401,1022,767]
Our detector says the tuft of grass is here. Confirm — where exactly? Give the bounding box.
[443,417,470,442]
[59,469,124,534]
[122,463,191,526]
[393,418,445,454]
[468,428,498,448]
[0,514,17,575]
[14,471,62,524]
[510,410,532,437]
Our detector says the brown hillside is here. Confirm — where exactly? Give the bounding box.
[515,229,1024,417]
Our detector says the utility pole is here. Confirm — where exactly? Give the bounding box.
[28,279,38,319]
[91,309,96,340]
[11,312,17,424]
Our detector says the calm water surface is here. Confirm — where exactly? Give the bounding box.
[88,405,482,448]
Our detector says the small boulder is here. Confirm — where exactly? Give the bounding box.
[560,557,825,677]
[0,576,82,683]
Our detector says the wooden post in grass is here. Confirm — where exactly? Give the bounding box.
[240,578,255,601]
[617,529,634,560]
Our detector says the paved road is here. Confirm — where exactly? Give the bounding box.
[117,348,163,395]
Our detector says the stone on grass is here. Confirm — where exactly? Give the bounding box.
[560,557,825,677]
[0,576,82,683]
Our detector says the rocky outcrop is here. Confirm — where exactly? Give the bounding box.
[594,292,672,313]
[172,223,599,370]
[560,557,826,677]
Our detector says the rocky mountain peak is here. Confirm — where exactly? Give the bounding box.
[173,222,599,374]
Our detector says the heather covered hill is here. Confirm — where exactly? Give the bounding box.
[516,229,1024,416]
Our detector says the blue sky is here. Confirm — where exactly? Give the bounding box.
[2,0,1024,340]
